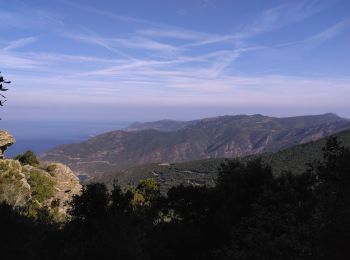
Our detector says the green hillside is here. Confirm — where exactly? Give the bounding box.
[90,129,350,192]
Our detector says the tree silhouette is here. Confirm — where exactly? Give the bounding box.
[0,72,11,119]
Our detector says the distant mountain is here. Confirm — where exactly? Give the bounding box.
[125,119,198,132]
[40,113,350,177]
[93,128,350,192]
[125,113,345,132]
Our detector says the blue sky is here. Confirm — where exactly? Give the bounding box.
[0,0,349,121]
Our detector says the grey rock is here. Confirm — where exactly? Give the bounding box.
[0,130,15,159]
[0,159,81,218]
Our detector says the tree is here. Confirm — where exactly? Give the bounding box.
[309,137,350,259]
[68,183,109,223]
[131,178,160,207]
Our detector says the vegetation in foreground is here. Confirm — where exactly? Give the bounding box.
[1,137,350,259]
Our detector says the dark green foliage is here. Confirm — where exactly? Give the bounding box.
[221,172,317,259]
[309,137,350,259]
[69,183,109,222]
[0,202,58,260]
[2,137,350,259]
[28,169,55,203]
[63,183,145,260]
[15,150,39,166]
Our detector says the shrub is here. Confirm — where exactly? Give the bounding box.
[27,169,55,203]
[15,150,39,166]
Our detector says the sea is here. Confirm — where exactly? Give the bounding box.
[0,120,132,158]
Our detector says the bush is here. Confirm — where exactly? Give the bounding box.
[15,150,39,166]
[27,169,55,203]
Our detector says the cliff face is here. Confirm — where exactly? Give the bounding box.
[0,159,81,218]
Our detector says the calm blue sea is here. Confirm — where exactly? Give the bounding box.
[0,120,132,158]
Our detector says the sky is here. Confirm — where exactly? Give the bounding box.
[0,0,349,121]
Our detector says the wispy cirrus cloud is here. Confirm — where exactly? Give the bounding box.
[0,5,63,29]
[295,18,350,48]
[2,0,344,78]
[237,0,327,38]
[125,1,328,50]
[1,0,349,121]
[137,29,211,40]
[60,0,165,28]
[111,37,179,53]
[63,31,132,58]
[2,37,38,51]
[0,50,43,69]
[274,17,350,50]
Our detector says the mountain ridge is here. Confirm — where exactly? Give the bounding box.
[124,113,348,132]
[40,113,350,177]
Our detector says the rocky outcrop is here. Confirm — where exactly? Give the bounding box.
[0,159,81,218]
[0,130,81,220]
[0,131,15,159]
[41,162,82,215]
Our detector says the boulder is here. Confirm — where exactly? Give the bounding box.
[0,131,15,159]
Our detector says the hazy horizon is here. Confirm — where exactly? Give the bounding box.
[2,111,349,157]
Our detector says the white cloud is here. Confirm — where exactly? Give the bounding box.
[111,37,179,52]
[2,0,349,121]
[300,18,350,46]
[237,0,326,38]
[0,50,42,69]
[137,28,216,41]
[0,7,63,29]
[63,31,132,58]
[275,18,350,50]
[2,37,38,51]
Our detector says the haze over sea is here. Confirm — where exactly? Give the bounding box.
[0,120,131,157]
